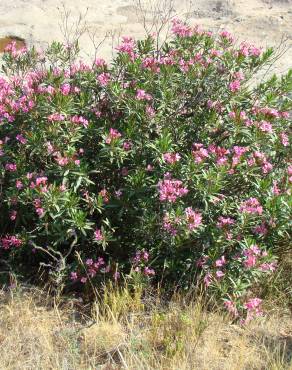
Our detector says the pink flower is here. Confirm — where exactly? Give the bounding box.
[33,198,42,208]
[192,143,209,163]
[240,198,263,215]
[60,83,71,95]
[217,216,235,228]
[46,141,54,154]
[196,256,209,267]
[215,256,226,267]
[36,208,45,217]
[253,223,268,236]
[244,298,261,310]
[280,132,289,147]
[243,245,261,268]
[115,189,122,198]
[142,57,160,72]
[36,177,48,186]
[229,80,241,92]
[233,146,248,157]
[133,250,148,264]
[1,235,22,249]
[86,259,93,266]
[272,181,281,195]
[94,58,106,67]
[5,163,17,172]
[265,108,279,117]
[48,113,65,122]
[234,71,245,81]
[204,273,212,287]
[94,229,103,241]
[216,270,225,278]
[116,37,136,59]
[239,42,262,58]
[244,297,262,312]
[4,41,27,58]
[97,72,111,87]
[244,254,257,269]
[171,19,193,37]
[70,272,78,281]
[71,115,89,128]
[106,128,122,144]
[99,189,109,203]
[229,111,236,119]
[16,134,27,144]
[220,30,235,43]
[250,151,273,174]
[10,210,17,221]
[249,245,261,255]
[136,89,152,101]
[210,49,222,57]
[123,141,132,151]
[259,120,273,134]
[250,46,262,57]
[207,100,223,113]
[185,207,202,230]
[216,157,228,166]
[146,105,155,117]
[158,178,188,203]
[259,261,277,272]
[72,86,80,94]
[55,156,69,166]
[144,267,155,276]
[253,150,267,161]
[179,58,189,73]
[208,145,230,166]
[163,152,181,164]
[142,251,149,261]
[262,161,273,174]
[162,214,179,236]
[224,300,238,317]
[16,180,23,189]
[113,271,120,280]
[47,85,55,94]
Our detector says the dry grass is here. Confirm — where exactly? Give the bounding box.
[0,286,292,370]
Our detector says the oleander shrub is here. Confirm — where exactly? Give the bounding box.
[0,20,291,321]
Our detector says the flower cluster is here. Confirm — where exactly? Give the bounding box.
[132,250,155,276]
[158,178,188,202]
[240,198,263,215]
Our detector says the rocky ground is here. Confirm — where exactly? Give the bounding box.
[0,0,292,72]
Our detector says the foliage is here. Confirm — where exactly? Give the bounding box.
[0,20,291,320]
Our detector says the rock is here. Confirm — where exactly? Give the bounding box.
[0,36,26,53]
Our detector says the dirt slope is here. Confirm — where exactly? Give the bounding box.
[0,0,291,72]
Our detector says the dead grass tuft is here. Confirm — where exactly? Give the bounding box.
[0,287,291,370]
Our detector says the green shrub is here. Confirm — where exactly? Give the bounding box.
[0,20,291,321]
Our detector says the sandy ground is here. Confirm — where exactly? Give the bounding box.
[0,0,291,73]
